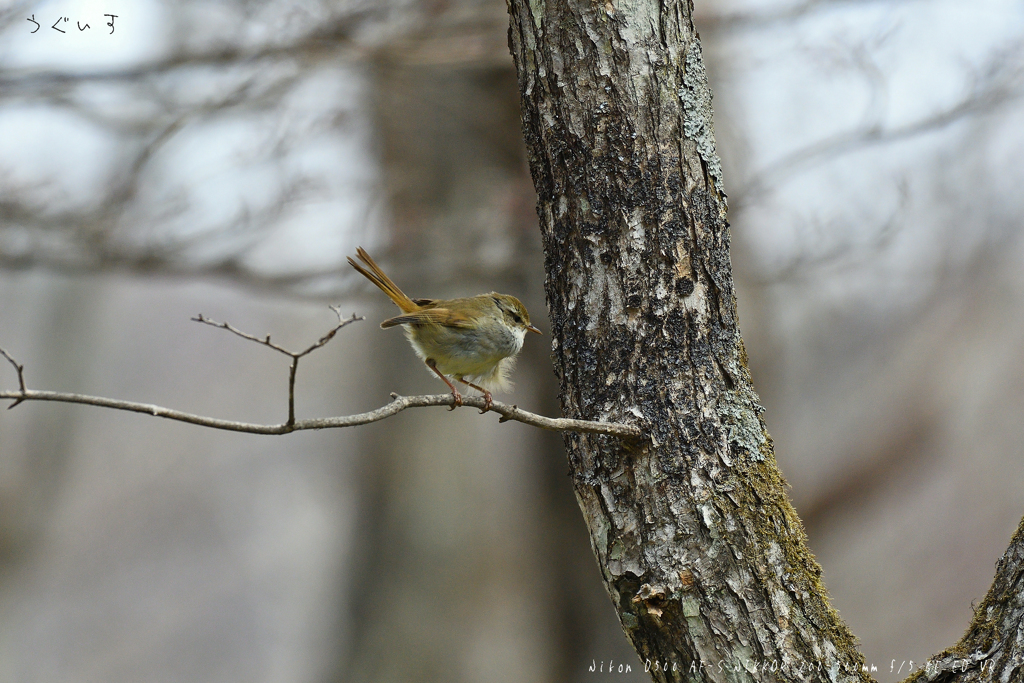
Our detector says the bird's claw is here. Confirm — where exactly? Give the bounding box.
[449,390,462,411]
[478,392,493,414]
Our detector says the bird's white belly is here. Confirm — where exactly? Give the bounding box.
[407,323,525,387]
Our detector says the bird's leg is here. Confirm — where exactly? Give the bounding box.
[426,359,461,410]
[457,378,493,413]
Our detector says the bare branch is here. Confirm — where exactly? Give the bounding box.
[734,50,1024,209]
[0,10,378,93]
[0,248,358,297]
[192,309,363,426]
[0,311,641,439]
[0,9,381,296]
[747,175,909,286]
[0,346,26,408]
[698,0,917,34]
[194,313,312,357]
[299,306,362,358]
[0,388,642,439]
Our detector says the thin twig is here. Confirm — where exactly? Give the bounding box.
[191,310,361,357]
[298,306,358,358]
[193,313,293,353]
[192,309,362,425]
[0,388,643,438]
[0,345,26,408]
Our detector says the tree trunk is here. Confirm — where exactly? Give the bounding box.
[913,516,1024,683]
[505,0,873,680]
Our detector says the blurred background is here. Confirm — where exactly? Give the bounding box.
[0,0,1023,681]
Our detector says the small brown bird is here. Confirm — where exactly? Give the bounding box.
[348,248,541,410]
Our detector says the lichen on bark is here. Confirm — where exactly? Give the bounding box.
[680,40,725,195]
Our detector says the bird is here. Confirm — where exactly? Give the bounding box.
[348,247,541,411]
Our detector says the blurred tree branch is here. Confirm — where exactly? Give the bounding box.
[697,0,918,34]
[0,5,525,295]
[733,41,1024,211]
[0,7,383,293]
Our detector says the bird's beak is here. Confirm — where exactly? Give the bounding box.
[527,324,542,335]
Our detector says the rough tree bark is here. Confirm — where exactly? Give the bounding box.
[504,0,1024,682]
[910,516,1024,683]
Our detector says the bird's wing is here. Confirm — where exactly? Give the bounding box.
[380,307,474,329]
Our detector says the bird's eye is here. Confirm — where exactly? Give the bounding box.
[511,313,523,324]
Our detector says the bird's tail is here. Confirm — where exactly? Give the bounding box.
[347,247,418,313]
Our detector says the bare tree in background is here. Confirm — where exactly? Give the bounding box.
[2,0,1024,682]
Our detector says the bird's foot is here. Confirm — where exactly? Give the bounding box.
[457,379,492,413]
[449,388,463,411]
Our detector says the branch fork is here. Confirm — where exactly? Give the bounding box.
[0,346,27,409]
[1,309,640,439]
[193,306,360,426]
